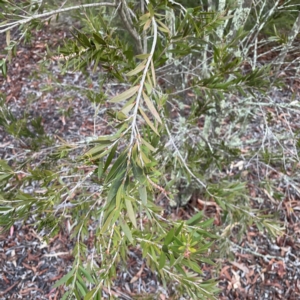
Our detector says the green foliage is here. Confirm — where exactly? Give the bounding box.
[0,0,299,299]
[0,95,53,150]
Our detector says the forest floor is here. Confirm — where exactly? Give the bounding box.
[1,23,300,300]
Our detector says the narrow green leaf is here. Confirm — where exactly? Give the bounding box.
[169,253,175,266]
[103,142,118,173]
[186,211,204,226]
[200,257,216,265]
[195,229,218,239]
[156,19,170,35]
[141,138,156,152]
[135,53,150,60]
[140,151,151,164]
[0,59,7,78]
[139,107,159,135]
[85,143,110,157]
[76,280,87,297]
[79,266,95,284]
[131,159,146,184]
[148,3,154,17]
[145,82,152,94]
[72,28,90,48]
[84,288,99,300]
[215,198,226,210]
[107,170,126,202]
[0,206,13,214]
[196,242,214,254]
[0,159,13,171]
[74,289,81,300]
[186,260,202,274]
[164,228,175,246]
[0,174,13,181]
[61,291,72,300]
[143,92,162,124]
[100,208,119,234]
[174,263,185,275]
[94,134,119,142]
[122,102,135,115]
[86,149,110,161]
[158,252,166,270]
[139,12,151,22]
[109,85,140,103]
[105,149,127,184]
[126,61,146,76]
[125,197,137,228]
[175,222,184,236]
[199,218,214,229]
[92,33,106,45]
[95,290,101,300]
[53,269,75,288]
[120,216,133,243]
[116,184,124,208]
[158,26,170,33]
[97,161,103,179]
[138,185,147,205]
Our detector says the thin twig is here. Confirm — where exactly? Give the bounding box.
[164,122,207,190]
[128,14,158,148]
[0,2,116,33]
[116,0,143,54]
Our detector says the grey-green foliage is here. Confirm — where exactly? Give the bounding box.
[0,0,299,299]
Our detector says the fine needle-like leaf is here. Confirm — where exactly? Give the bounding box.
[125,61,146,76]
[139,107,159,135]
[143,91,162,124]
[125,196,137,228]
[109,85,140,103]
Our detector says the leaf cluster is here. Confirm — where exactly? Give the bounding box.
[1,0,299,299]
